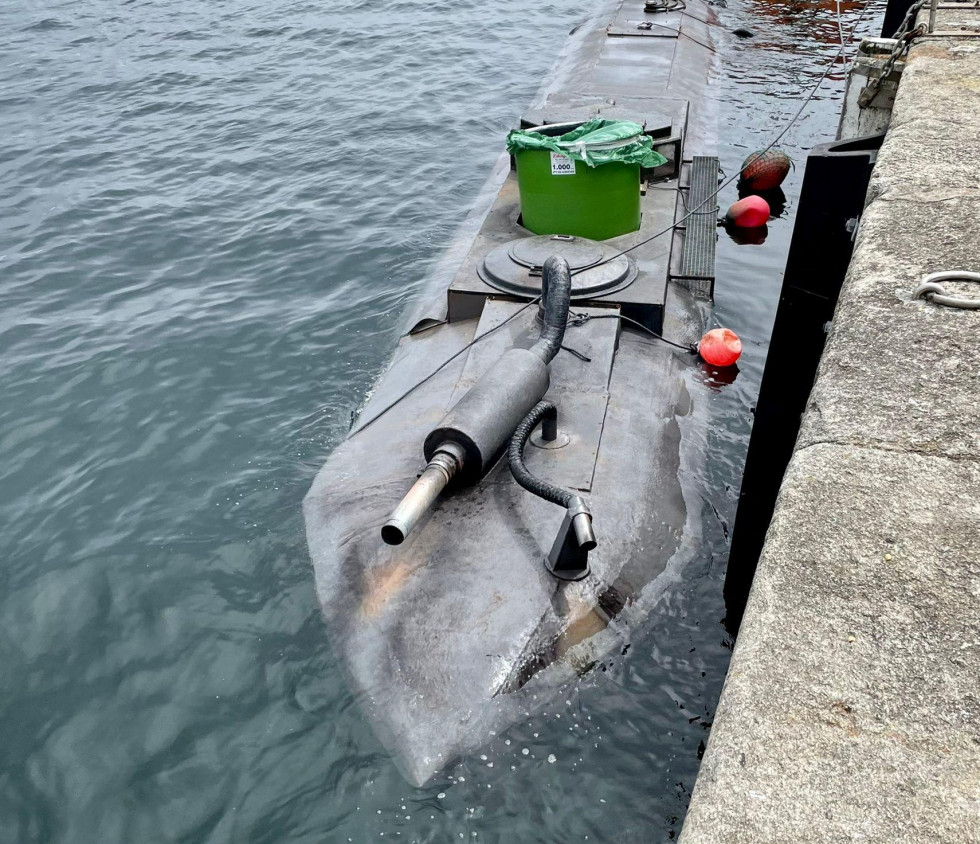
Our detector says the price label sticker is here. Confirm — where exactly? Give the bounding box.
[550,153,576,176]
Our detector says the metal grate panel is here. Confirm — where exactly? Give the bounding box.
[679,155,719,287]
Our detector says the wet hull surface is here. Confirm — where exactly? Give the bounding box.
[305,0,719,784]
[305,318,704,783]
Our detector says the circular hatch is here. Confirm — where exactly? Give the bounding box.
[478,234,638,299]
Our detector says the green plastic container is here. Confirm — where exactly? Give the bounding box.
[513,122,642,241]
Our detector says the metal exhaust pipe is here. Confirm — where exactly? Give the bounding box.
[381,443,465,545]
[380,256,573,547]
[571,511,597,551]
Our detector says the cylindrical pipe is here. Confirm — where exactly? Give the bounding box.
[572,512,597,551]
[382,444,464,545]
[540,412,558,443]
[424,347,550,483]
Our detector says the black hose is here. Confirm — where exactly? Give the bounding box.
[508,401,574,509]
[529,255,571,364]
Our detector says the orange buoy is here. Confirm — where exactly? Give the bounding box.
[725,195,770,229]
[739,149,792,192]
[699,328,742,367]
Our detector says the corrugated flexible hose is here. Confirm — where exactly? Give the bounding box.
[529,255,572,364]
[508,401,574,509]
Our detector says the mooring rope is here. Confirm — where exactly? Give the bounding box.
[912,271,980,310]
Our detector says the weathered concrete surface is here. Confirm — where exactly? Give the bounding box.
[680,20,980,844]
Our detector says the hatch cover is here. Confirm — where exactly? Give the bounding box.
[478,235,638,299]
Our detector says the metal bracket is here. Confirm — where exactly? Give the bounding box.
[544,506,593,582]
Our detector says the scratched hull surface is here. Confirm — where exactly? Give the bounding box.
[304,0,718,785]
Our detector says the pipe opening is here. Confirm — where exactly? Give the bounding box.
[381,523,406,546]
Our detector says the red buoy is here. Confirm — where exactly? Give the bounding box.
[739,149,792,192]
[725,195,770,229]
[699,328,742,367]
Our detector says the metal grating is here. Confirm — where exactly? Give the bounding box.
[679,155,719,287]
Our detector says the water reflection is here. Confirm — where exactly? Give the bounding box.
[698,360,742,389]
[725,222,770,245]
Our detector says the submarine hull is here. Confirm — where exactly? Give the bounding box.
[304,0,719,783]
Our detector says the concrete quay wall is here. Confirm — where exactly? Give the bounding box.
[680,20,980,844]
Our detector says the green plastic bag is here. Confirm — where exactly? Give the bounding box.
[506,118,667,169]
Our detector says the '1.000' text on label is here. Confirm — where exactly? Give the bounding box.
[550,153,576,176]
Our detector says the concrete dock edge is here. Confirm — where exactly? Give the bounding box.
[680,21,980,844]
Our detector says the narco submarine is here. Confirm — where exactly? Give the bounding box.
[305,0,722,785]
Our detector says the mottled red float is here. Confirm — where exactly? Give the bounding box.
[739,148,792,191]
[699,328,742,368]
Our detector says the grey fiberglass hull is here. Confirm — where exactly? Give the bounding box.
[304,0,719,785]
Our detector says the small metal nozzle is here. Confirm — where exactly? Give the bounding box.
[381,443,465,546]
[544,496,596,582]
[571,511,597,551]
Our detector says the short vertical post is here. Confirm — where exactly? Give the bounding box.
[540,413,558,443]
